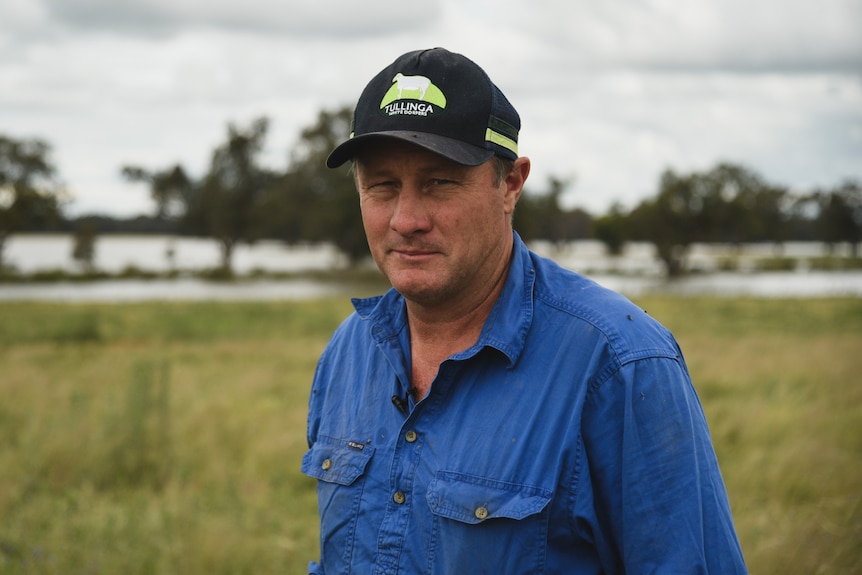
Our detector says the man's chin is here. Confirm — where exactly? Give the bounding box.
[387,272,445,303]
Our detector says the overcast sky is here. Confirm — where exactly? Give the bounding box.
[2,0,860,217]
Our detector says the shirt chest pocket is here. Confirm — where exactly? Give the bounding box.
[425,471,552,573]
[302,436,376,570]
[302,435,374,485]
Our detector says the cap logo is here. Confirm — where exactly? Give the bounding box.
[379,73,447,118]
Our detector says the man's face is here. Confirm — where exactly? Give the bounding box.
[354,139,526,308]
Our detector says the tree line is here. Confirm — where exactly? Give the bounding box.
[1,108,860,276]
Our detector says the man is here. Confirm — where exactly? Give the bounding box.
[303,48,747,574]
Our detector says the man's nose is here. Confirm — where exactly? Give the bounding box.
[390,187,432,235]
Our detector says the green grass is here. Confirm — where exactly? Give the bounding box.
[1,297,860,573]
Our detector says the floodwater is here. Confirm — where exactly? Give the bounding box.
[3,234,347,275]
[1,235,860,302]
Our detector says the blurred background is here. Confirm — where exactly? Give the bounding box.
[1,1,861,573]
[1,0,861,298]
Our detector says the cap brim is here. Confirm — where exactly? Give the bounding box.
[325,131,494,168]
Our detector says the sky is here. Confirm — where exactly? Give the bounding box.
[1,0,861,218]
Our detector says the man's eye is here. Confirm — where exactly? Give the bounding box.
[367,181,396,191]
[362,183,398,200]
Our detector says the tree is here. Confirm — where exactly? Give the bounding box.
[514,176,573,244]
[121,164,194,221]
[698,163,789,245]
[594,203,628,256]
[280,107,368,265]
[625,163,791,276]
[813,179,862,256]
[0,135,65,268]
[626,168,704,276]
[71,218,98,271]
[190,117,275,271]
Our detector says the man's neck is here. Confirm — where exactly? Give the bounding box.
[405,261,511,398]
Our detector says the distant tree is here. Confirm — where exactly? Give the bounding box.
[558,207,594,241]
[813,179,862,256]
[626,168,704,276]
[0,135,65,268]
[784,194,819,241]
[515,176,572,244]
[626,163,791,276]
[121,164,194,221]
[190,117,275,271]
[594,202,628,256]
[281,107,367,265]
[72,218,98,271]
[698,163,789,245]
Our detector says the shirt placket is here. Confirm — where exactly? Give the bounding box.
[372,401,426,574]
[367,321,420,574]
[373,357,467,574]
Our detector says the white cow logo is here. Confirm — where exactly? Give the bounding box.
[393,73,431,101]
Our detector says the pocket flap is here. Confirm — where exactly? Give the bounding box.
[426,471,552,524]
[302,436,374,486]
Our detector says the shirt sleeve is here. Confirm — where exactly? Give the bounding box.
[581,354,747,574]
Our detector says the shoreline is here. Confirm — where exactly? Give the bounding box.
[1,270,860,302]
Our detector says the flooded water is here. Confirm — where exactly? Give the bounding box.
[589,270,862,298]
[3,234,346,274]
[1,235,860,301]
[0,278,352,302]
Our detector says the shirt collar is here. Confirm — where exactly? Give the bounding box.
[352,231,535,367]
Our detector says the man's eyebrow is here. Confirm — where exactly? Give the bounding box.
[358,160,469,179]
[415,162,470,176]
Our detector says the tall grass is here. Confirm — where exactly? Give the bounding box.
[0,297,859,573]
[642,297,862,573]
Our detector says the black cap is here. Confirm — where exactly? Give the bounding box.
[326,48,520,168]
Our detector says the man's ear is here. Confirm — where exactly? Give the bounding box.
[503,157,531,214]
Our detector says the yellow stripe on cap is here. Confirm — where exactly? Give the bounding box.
[485,128,518,156]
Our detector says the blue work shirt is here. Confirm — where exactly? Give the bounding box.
[303,233,746,574]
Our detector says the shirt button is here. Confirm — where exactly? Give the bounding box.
[475,506,489,520]
[393,491,406,505]
[405,430,418,443]
[321,459,332,471]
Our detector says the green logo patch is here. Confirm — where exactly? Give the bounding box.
[380,73,447,117]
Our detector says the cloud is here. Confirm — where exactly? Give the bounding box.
[523,69,862,211]
[0,0,859,218]
[39,0,440,37]
[517,0,862,73]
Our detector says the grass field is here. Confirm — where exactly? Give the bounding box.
[0,296,860,573]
